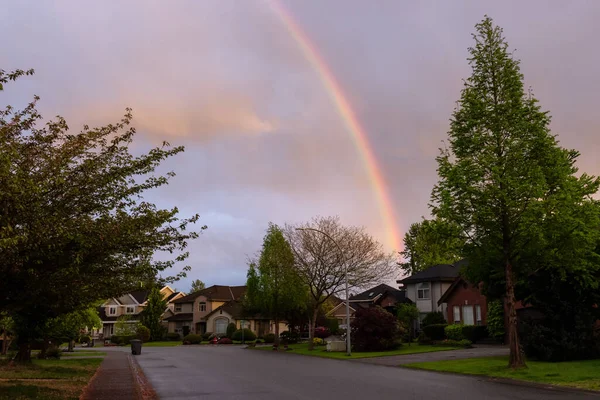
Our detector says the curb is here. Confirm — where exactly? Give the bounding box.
[128,354,159,400]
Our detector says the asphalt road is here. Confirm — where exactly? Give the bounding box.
[130,346,598,400]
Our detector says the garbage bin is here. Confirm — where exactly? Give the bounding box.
[130,339,142,355]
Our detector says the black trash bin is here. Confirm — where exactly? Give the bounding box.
[130,339,142,355]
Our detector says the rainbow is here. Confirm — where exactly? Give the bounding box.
[268,0,403,252]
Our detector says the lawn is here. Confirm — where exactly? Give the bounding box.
[140,341,181,347]
[404,356,600,392]
[61,351,106,357]
[0,358,103,400]
[254,342,461,359]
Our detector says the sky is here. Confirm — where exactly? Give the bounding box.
[2,0,600,293]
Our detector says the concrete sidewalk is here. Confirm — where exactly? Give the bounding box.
[353,345,509,366]
[81,351,156,400]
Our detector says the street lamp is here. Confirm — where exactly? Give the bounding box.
[295,227,351,357]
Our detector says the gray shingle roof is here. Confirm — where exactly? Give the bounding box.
[397,260,468,284]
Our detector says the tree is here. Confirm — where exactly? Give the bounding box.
[284,216,397,349]
[140,286,168,341]
[190,279,205,293]
[114,315,141,337]
[0,313,15,355]
[399,218,464,276]
[397,303,419,345]
[45,307,102,354]
[245,223,307,346]
[351,306,400,352]
[430,16,600,368]
[0,72,205,361]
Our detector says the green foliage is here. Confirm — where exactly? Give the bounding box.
[444,324,465,341]
[263,333,275,344]
[140,287,168,341]
[352,306,400,352]
[46,307,102,344]
[232,329,256,342]
[45,347,62,359]
[0,68,34,91]
[182,334,202,344]
[432,339,472,348]
[422,312,446,327]
[166,332,181,341]
[0,72,204,360]
[280,331,300,343]
[110,335,136,345]
[423,324,447,341]
[114,316,140,337]
[323,319,340,335]
[397,303,420,343]
[312,337,324,346]
[399,219,464,275]
[190,279,205,293]
[136,326,151,343]
[486,300,505,342]
[202,332,212,341]
[226,323,237,339]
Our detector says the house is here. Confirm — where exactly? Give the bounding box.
[97,285,185,339]
[437,277,487,325]
[397,260,466,324]
[326,283,412,328]
[164,284,286,337]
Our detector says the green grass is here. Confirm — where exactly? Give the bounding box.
[141,341,181,347]
[0,358,102,399]
[404,356,600,392]
[61,351,106,357]
[254,342,461,359]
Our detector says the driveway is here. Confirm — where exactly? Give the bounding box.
[354,345,510,366]
[121,345,598,400]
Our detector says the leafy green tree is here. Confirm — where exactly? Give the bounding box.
[430,16,600,368]
[399,218,464,275]
[190,279,206,293]
[0,72,204,361]
[245,223,308,346]
[140,286,168,341]
[0,313,15,355]
[397,303,419,345]
[114,315,141,337]
[45,307,102,354]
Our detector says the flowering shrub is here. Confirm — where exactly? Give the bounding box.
[312,337,324,346]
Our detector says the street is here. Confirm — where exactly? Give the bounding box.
[127,346,598,400]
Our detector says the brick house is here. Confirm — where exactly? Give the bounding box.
[437,277,487,325]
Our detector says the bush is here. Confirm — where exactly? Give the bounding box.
[255,339,263,344]
[462,325,488,343]
[444,324,465,341]
[432,339,472,348]
[182,334,202,344]
[208,333,219,340]
[218,337,233,344]
[136,326,151,343]
[417,331,433,345]
[312,337,324,346]
[232,329,256,342]
[263,333,275,344]
[351,306,400,352]
[422,312,446,327]
[166,332,181,341]
[226,323,237,339]
[486,300,505,342]
[314,327,331,339]
[46,347,62,359]
[422,324,447,340]
[202,332,213,341]
[110,335,136,345]
[280,331,300,344]
[79,335,91,344]
[324,319,340,335]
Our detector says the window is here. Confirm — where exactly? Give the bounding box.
[453,306,461,324]
[475,305,482,326]
[417,282,430,299]
[126,306,135,314]
[108,306,117,316]
[175,304,182,312]
[462,305,475,325]
[215,318,228,334]
[199,302,206,312]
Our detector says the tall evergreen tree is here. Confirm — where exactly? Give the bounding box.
[431,16,599,368]
[141,286,168,341]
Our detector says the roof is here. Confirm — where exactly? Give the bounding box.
[205,300,270,320]
[437,277,466,305]
[129,290,150,304]
[165,291,183,302]
[397,260,467,284]
[173,285,246,304]
[350,283,403,302]
[163,313,193,322]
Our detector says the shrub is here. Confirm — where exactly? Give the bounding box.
[110,335,136,345]
[182,334,202,344]
[46,347,62,359]
[166,332,181,341]
[136,326,151,343]
[444,324,465,341]
[79,335,91,344]
[202,332,213,341]
[218,337,233,344]
[422,324,447,340]
[433,339,472,348]
[324,319,340,335]
[280,331,300,343]
[462,325,488,343]
[351,306,400,352]
[226,323,237,339]
[314,327,331,339]
[486,300,505,342]
[255,339,263,344]
[232,329,256,342]
[312,337,324,346]
[263,333,275,344]
[417,331,433,345]
[422,312,446,327]
[208,333,219,340]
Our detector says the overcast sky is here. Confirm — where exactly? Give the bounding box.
[2,0,599,292]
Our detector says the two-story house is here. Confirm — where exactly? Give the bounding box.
[97,285,184,339]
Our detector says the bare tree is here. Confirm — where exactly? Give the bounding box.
[284,216,398,350]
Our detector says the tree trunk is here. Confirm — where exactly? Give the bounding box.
[1,331,7,355]
[308,307,319,351]
[37,338,49,359]
[505,261,526,369]
[68,340,74,352]
[14,339,31,362]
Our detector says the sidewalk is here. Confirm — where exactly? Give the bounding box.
[81,350,155,400]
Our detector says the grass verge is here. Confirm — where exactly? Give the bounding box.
[254,342,461,359]
[139,341,181,347]
[404,356,600,392]
[0,358,103,399]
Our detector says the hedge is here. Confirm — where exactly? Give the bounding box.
[263,333,275,344]
[232,329,256,342]
[422,324,447,340]
[182,334,202,344]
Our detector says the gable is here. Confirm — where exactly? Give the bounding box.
[116,294,136,305]
[104,298,121,306]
